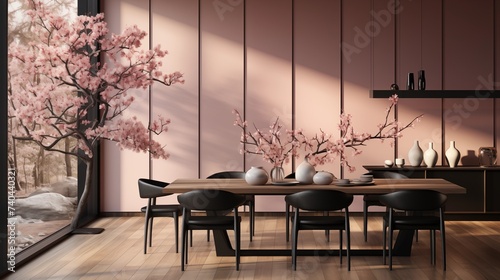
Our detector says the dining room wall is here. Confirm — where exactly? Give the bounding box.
[101,0,500,212]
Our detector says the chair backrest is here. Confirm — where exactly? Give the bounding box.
[285,172,295,179]
[177,190,247,211]
[138,178,171,198]
[207,171,246,179]
[285,190,353,212]
[365,171,408,179]
[378,190,447,211]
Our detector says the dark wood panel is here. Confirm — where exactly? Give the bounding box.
[486,171,500,212]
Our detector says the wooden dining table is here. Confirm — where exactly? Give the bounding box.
[167,178,466,258]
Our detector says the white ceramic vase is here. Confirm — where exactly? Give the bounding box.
[445,140,461,168]
[423,142,438,167]
[295,157,315,184]
[408,140,423,167]
[313,171,335,185]
[245,166,268,185]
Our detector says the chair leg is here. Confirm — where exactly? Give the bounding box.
[285,203,290,242]
[174,213,179,253]
[207,230,210,242]
[431,230,436,265]
[441,225,446,271]
[346,228,351,271]
[388,225,393,270]
[382,220,387,265]
[292,224,299,270]
[339,230,343,264]
[143,215,150,254]
[181,225,187,271]
[249,201,254,242]
[236,222,241,270]
[149,217,154,247]
[415,229,419,242]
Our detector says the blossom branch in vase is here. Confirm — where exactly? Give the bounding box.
[303,94,423,172]
[232,109,302,169]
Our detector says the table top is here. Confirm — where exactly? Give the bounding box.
[167,178,466,195]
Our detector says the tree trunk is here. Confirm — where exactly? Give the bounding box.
[71,159,93,230]
[65,138,73,177]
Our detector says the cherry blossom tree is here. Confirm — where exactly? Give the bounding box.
[8,0,184,230]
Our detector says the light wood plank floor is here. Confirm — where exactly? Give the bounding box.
[5,214,500,280]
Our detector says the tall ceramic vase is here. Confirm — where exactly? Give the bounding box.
[295,157,315,184]
[408,140,423,167]
[445,141,461,168]
[423,142,438,167]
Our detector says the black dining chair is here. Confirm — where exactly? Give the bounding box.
[378,190,447,271]
[177,189,247,271]
[138,178,183,254]
[285,190,354,271]
[207,171,255,241]
[363,171,409,242]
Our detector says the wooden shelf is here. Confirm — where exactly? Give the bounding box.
[370,90,500,98]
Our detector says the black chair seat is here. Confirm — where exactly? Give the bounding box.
[379,190,447,271]
[384,215,441,227]
[178,190,246,271]
[187,216,241,227]
[138,178,182,254]
[141,205,182,216]
[207,171,255,241]
[295,216,346,228]
[286,190,353,271]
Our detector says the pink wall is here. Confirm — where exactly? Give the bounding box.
[101,0,500,212]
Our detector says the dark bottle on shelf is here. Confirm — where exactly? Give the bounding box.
[418,70,426,90]
[406,73,414,90]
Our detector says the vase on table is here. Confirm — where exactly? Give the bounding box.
[445,141,460,168]
[423,142,438,167]
[408,140,423,167]
[295,157,315,184]
[245,166,268,185]
[270,166,285,182]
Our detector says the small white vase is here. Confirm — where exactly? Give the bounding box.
[408,140,423,167]
[423,142,438,167]
[295,157,316,184]
[313,171,335,185]
[445,141,461,168]
[245,166,268,185]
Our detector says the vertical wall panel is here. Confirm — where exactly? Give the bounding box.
[101,0,151,212]
[246,0,292,211]
[294,0,341,176]
[443,0,494,164]
[343,0,390,185]
[199,0,244,178]
[398,0,443,165]
[496,0,500,150]
[151,0,199,193]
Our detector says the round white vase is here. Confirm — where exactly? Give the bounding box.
[423,142,438,167]
[295,157,316,184]
[313,171,335,185]
[245,166,268,185]
[445,140,461,168]
[408,140,423,167]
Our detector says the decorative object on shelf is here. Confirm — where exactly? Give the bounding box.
[384,159,394,167]
[296,157,316,184]
[408,140,423,166]
[445,141,461,168]
[406,73,414,90]
[424,142,438,167]
[245,166,269,185]
[270,166,285,182]
[395,158,405,168]
[390,83,399,90]
[418,70,426,90]
[313,171,335,185]
[478,147,497,166]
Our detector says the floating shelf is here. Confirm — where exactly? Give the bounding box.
[370,90,500,99]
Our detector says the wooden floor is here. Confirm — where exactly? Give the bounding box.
[5,214,500,280]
